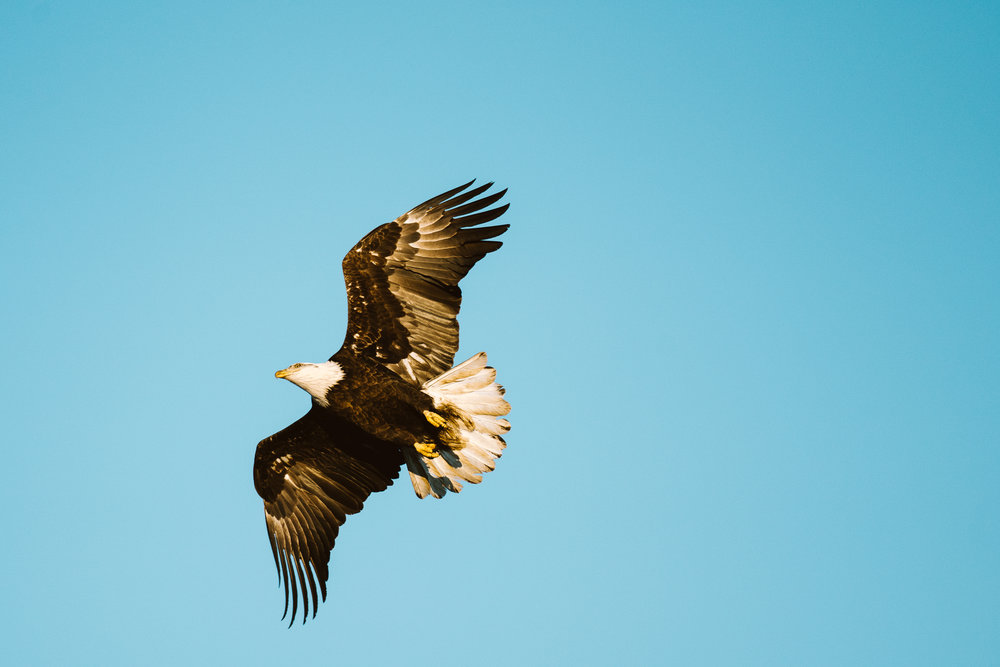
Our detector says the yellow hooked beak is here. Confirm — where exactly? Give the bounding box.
[275,368,291,379]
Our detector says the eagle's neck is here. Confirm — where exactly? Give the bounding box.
[288,361,344,407]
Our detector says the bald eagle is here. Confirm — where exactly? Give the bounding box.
[252,181,511,625]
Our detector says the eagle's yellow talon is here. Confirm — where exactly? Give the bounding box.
[415,440,439,458]
[423,410,447,428]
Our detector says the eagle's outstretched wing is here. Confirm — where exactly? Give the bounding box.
[253,408,403,625]
[338,181,509,386]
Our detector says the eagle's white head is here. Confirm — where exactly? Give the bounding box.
[275,361,344,407]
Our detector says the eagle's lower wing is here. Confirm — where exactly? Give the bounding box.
[339,181,509,386]
[253,408,402,625]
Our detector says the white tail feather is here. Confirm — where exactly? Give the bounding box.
[405,352,510,499]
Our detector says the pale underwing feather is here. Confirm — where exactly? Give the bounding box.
[339,182,509,385]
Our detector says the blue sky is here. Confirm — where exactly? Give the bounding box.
[2,1,998,664]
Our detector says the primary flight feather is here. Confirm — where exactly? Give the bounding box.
[252,181,511,625]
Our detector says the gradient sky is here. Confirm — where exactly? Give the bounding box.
[3,2,998,665]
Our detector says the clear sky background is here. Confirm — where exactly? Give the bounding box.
[2,2,998,665]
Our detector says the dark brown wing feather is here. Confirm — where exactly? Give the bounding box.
[339,181,509,385]
[253,407,402,625]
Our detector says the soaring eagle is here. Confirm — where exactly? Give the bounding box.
[252,181,511,625]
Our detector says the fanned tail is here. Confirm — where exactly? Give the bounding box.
[404,352,510,499]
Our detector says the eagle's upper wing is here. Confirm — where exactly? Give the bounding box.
[338,181,509,386]
[253,408,403,625]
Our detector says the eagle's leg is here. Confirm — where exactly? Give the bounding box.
[414,440,439,458]
[423,410,447,428]
[421,408,468,451]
